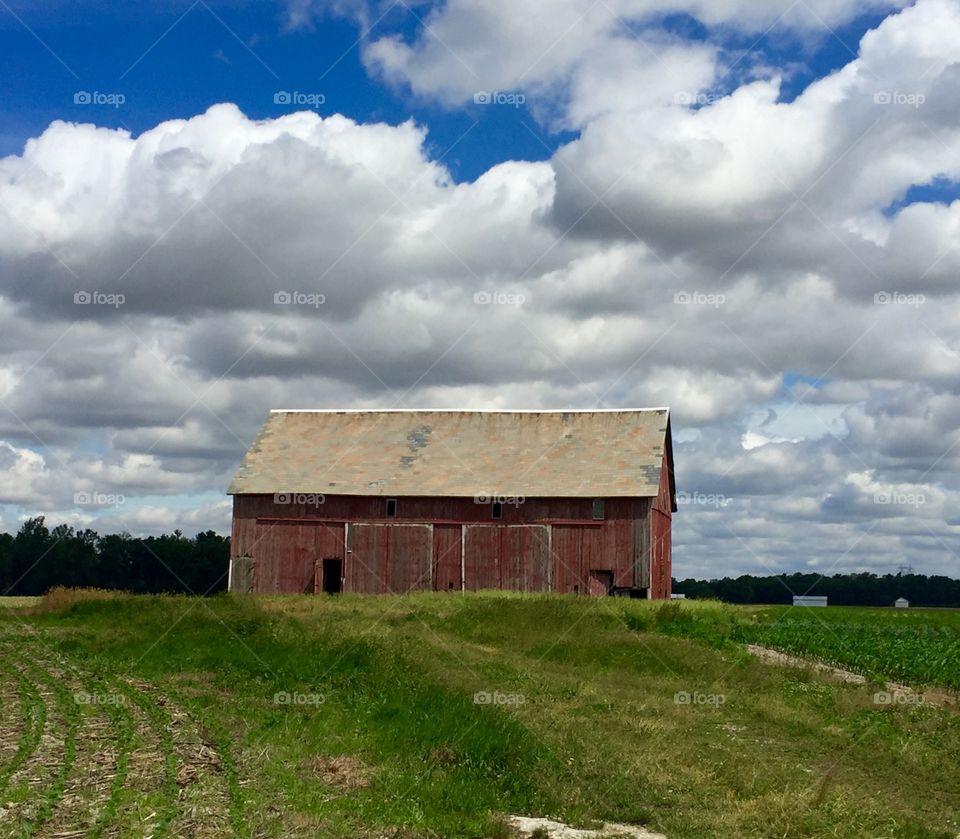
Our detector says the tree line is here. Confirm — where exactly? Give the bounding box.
[672,572,960,607]
[0,517,229,597]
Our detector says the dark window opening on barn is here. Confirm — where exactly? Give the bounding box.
[592,498,605,520]
[492,502,503,519]
[386,498,397,518]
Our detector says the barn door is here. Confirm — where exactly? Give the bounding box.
[229,556,254,593]
[347,524,432,594]
[433,524,462,591]
[463,525,550,592]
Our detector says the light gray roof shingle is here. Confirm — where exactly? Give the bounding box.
[229,409,671,498]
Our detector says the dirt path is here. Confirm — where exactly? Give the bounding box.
[745,644,958,708]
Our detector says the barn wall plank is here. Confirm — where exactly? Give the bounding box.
[432,524,462,592]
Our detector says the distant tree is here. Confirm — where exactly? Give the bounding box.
[0,518,229,596]
[0,531,14,593]
[11,517,53,595]
[673,571,960,607]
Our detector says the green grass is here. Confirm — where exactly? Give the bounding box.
[2,592,959,838]
[621,600,960,689]
[741,606,960,689]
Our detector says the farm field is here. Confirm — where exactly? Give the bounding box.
[0,592,958,838]
[632,600,960,689]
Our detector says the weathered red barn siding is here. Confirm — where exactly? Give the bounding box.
[649,452,674,599]
[230,493,669,597]
[242,519,345,594]
[463,525,551,591]
[499,525,550,592]
[348,523,432,593]
[432,524,462,592]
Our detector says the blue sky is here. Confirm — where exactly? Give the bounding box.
[0,1,928,181]
[0,1,574,181]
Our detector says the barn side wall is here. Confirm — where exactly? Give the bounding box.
[649,454,674,599]
[230,494,670,598]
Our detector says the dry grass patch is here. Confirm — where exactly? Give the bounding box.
[27,586,126,615]
[309,755,375,791]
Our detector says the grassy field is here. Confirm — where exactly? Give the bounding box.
[0,592,958,838]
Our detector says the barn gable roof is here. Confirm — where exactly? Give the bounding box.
[228,409,673,499]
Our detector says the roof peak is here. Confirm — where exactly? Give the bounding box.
[269,407,670,414]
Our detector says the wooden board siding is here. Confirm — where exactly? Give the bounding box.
[551,524,588,594]
[432,524,462,592]
[463,525,550,592]
[385,525,433,593]
[649,455,673,598]
[463,526,499,590]
[245,520,344,594]
[500,525,551,592]
[650,509,672,599]
[347,524,432,594]
[234,493,613,526]
[230,493,670,598]
[632,498,652,590]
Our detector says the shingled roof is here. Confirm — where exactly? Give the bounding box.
[228,409,672,498]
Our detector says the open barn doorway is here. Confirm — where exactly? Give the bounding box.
[588,570,613,596]
[321,558,343,594]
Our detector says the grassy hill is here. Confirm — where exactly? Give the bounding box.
[0,592,958,838]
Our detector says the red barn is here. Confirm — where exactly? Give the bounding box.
[228,409,676,598]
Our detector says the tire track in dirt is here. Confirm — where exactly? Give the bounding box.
[0,628,241,839]
[0,666,23,773]
[125,679,236,839]
[0,660,45,796]
[103,677,181,838]
[0,651,76,838]
[29,662,122,839]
